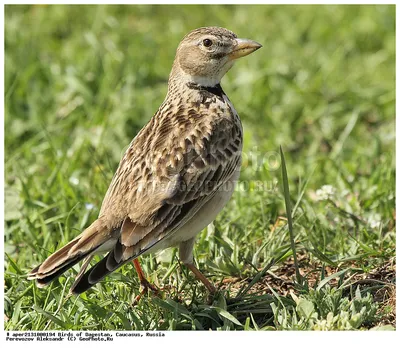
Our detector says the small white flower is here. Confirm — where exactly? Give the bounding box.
[85,203,94,210]
[368,213,382,229]
[316,185,336,201]
[69,176,79,186]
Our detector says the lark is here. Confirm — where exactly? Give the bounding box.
[28,27,262,298]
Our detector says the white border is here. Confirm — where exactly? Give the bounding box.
[1,1,398,347]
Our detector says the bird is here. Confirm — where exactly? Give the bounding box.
[28,26,262,299]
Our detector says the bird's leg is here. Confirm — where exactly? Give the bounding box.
[179,238,217,294]
[186,263,216,293]
[131,258,160,305]
[69,255,93,295]
[133,258,159,292]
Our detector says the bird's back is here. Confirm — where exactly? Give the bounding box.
[99,83,243,231]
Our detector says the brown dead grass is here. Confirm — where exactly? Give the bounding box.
[220,254,396,327]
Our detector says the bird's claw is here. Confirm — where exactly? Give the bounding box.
[131,279,161,306]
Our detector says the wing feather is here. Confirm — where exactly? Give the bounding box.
[71,106,242,293]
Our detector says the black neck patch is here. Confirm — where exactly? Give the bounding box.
[186,82,225,100]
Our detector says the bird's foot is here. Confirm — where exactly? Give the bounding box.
[131,278,161,306]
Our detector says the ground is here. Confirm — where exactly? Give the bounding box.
[4,5,395,330]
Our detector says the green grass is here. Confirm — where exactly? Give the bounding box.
[4,5,395,330]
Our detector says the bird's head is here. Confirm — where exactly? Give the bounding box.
[170,26,262,87]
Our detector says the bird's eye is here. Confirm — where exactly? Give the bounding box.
[202,39,213,47]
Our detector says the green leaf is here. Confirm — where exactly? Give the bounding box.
[33,305,69,329]
[296,298,315,318]
[306,242,337,266]
[370,325,396,331]
[212,307,243,326]
[280,146,302,284]
[316,268,350,291]
[115,311,133,330]
[154,298,192,317]
[244,317,251,330]
[11,299,22,325]
[5,253,23,275]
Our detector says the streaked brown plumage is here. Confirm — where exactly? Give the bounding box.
[28,26,262,296]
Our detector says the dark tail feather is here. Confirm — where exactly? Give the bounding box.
[71,237,156,294]
[71,249,125,294]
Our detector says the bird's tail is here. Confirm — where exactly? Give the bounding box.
[28,217,112,288]
[70,246,125,294]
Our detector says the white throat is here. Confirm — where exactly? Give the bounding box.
[180,72,221,87]
[169,59,235,88]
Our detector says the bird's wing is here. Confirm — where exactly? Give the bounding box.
[71,110,242,293]
[109,111,242,256]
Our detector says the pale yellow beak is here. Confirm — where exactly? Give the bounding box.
[229,38,262,60]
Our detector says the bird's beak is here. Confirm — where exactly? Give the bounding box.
[228,38,262,60]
